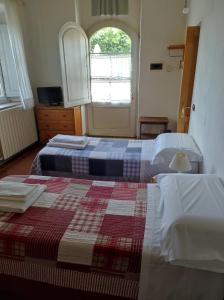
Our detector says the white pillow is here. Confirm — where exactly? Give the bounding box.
[159,174,224,273]
[152,133,202,164]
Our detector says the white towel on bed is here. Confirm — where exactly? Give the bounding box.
[0,182,47,213]
[51,134,87,145]
[0,181,37,201]
[47,140,88,150]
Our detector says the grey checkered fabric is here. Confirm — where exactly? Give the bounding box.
[31,137,149,182]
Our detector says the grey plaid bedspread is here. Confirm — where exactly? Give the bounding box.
[31,137,153,182]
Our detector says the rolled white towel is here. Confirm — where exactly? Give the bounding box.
[51,134,87,145]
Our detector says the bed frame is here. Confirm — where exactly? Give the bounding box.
[0,275,129,300]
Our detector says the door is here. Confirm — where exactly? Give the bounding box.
[177,26,200,133]
[59,22,91,108]
[87,24,139,138]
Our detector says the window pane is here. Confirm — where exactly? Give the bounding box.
[110,81,131,102]
[0,66,5,99]
[90,54,111,78]
[90,54,131,79]
[0,80,4,97]
[111,55,131,78]
[91,80,131,103]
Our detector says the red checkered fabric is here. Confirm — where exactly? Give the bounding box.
[0,175,147,281]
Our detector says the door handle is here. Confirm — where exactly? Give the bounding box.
[184,106,191,117]
[181,106,191,118]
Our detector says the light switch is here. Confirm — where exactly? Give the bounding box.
[150,63,163,70]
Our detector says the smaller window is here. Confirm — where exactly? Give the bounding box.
[92,0,129,16]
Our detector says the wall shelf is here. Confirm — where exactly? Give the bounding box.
[168,44,185,50]
[168,44,185,57]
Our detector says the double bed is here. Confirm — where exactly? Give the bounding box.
[0,173,224,300]
[31,134,202,182]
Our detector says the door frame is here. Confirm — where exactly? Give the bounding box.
[177,26,200,133]
[86,20,139,137]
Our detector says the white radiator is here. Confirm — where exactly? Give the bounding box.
[0,107,38,160]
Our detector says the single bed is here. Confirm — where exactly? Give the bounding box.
[31,134,202,182]
[0,174,224,300]
[0,174,148,300]
[139,181,224,300]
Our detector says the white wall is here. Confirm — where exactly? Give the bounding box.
[187,0,213,26]
[21,0,76,100]
[138,0,186,132]
[188,0,224,176]
[21,0,140,103]
[21,0,186,135]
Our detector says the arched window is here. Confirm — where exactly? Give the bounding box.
[89,27,132,104]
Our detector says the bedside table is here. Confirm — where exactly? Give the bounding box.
[139,116,169,139]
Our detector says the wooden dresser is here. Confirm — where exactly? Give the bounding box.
[35,105,82,144]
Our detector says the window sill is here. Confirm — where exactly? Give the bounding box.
[0,102,22,111]
[91,102,131,108]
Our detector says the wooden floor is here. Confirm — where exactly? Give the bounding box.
[0,144,42,179]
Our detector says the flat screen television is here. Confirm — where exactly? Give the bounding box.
[37,87,63,106]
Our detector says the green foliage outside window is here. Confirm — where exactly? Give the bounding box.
[90,27,131,54]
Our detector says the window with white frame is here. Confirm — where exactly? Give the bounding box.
[0,12,19,102]
[90,27,132,104]
[0,1,33,109]
[0,63,5,99]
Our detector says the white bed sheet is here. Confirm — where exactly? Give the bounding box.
[159,174,224,272]
[138,184,224,300]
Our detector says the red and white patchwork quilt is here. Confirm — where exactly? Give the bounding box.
[0,175,147,299]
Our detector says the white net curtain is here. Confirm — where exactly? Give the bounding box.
[90,53,131,104]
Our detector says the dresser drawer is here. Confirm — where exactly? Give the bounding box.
[58,121,75,131]
[36,109,59,121]
[38,121,74,131]
[36,109,74,121]
[57,110,74,121]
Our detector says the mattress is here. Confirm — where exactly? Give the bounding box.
[139,185,224,300]
[0,175,148,299]
[31,137,199,182]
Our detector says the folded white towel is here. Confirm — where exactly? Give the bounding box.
[51,134,87,145]
[0,181,37,201]
[47,140,88,150]
[0,184,46,213]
